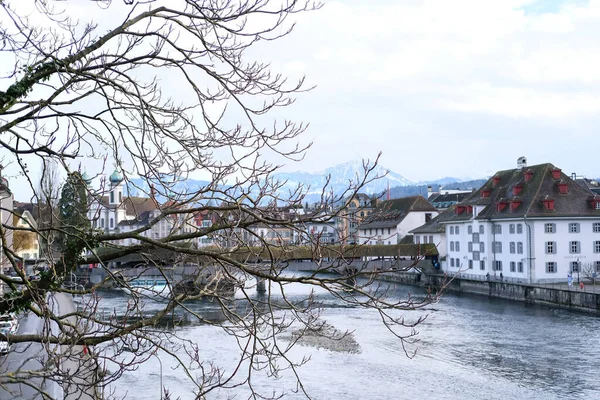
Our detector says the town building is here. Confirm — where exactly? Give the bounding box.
[0,168,13,273]
[335,193,378,244]
[410,205,457,258]
[12,210,40,262]
[427,186,473,210]
[441,157,600,283]
[357,196,438,245]
[87,170,196,250]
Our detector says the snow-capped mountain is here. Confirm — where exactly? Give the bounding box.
[271,159,414,198]
[121,160,479,204]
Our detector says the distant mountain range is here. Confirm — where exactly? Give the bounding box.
[124,160,487,204]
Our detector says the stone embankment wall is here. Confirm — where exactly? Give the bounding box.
[411,275,600,313]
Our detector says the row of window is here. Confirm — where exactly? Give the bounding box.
[415,235,435,244]
[545,261,600,273]
[545,222,600,233]
[93,218,114,229]
[451,222,600,237]
[366,228,393,236]
[448,259,525,273]
[449,240,525,254]
[545,241,600,254]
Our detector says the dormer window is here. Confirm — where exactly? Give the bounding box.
[513,184,524,196]
[510,199,523,212]
[589,196,600,210]
[556,180,568,194]
[467,205,473,214]
[496,200,508,212]
[456,205,466,215]
[493,175,501,187]
[524,169,534,182]
[482,189,492,198]
[551,168,562,180]
[541,196,555,211]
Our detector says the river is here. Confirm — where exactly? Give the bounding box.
[95,279,600,399]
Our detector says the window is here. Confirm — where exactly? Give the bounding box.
[493,241,502,253]
[425,213,432,222]
[596,261,600,273]
[468,225,473,234]
[110,218,114,228]
[479,225,484,234]
[594,223,600,233]
[546,241,556,254]
[546,262,557,273]
[110,191,114,203]
[423,236,428,244]
[456,258,461,267]
[518,261,524,273]
[480,242,485,253]
[510,242,515,254]
[451,258,455,267]
[101,218,105,228]
[455,226,460,234]
[450,241,454,251]
[473,251,480,261]
[468,242,473,252]
[369,228,372,235]
[517,224,523,234]
[415,236,420,244]
[119,192,122,202]
[517,242,523,254]
[570,241,580,254]
[569,223,580,233]
[450,226,454,235]
[545,223,556,233]
[509,224,515,234]
[571,261,580,272]
[456,242,460,252]
[429,235,434,243]
[473,233,480,243]
[494,225,502,234]
[494,261,503,271]
[468,260,473,269]
[388,228,391,235]
[595,241,600,253]
[480,260,486,270]
[510,261,516,272]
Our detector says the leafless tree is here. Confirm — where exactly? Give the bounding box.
[0,0,441,398]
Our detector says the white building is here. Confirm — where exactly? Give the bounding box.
[442,158,600,283]
[0,168,13,273]
[87,170,195,249]
[357,196,438,245]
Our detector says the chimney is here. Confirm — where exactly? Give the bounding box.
[571,173,576,180]
[427,185,432,195]
[517,156,527,169]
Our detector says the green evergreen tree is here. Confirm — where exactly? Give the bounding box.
[57,171,90,270]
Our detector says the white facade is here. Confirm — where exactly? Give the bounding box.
[414,233,446,256]
[359,210,438,245]
[443,217,600,283]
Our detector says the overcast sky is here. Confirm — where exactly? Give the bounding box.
[265,0,600,180]
[3,0,600,201]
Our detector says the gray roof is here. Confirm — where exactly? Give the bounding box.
[358,195,436,230]
[410,206,456,234]
[445,163,600,222]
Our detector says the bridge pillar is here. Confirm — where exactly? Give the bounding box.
[256,278,266,294]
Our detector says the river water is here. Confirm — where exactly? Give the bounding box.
[96,279,600,400]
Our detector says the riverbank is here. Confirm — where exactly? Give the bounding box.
[378,270,600,313]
